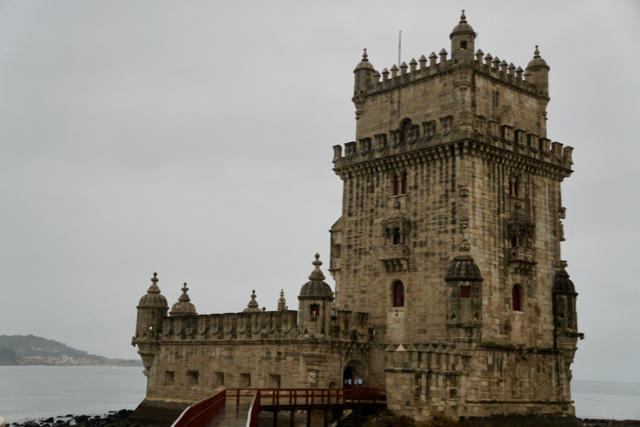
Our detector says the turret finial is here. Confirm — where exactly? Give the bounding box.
[362,48,368,61]
[460,9,467,23]
[278,289,287,311]
[147,272,161,294]
[243,290,261,312]
[178,283,191,302]
[534,45,540,58]
[308,254,326,281]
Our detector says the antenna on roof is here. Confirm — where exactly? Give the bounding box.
[398,31,402,67]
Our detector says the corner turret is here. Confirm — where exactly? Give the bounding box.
[525,46,551,136]
[133,272,168,377]
[298,254,333,338]
[353,48,375,93]
[450,10,476,63]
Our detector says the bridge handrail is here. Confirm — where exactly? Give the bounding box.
[171,389,226,427]
[227,387,382,409]
[246,390,261,427]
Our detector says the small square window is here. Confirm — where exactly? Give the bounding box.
[214,372,225,386]
[269,374,281,388]
[241,373,251,387]
[165,371,175,386]
[187,370,199,386]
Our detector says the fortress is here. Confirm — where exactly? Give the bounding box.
[132,12,583,424]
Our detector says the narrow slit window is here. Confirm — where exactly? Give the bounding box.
[512,285,522,311]
[400,119,412,143]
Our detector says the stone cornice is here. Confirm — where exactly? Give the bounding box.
[334,139,571,181]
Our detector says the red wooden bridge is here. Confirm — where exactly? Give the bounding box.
[171,388,384,427]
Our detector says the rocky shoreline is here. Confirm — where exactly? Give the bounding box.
[8,411,157,427]
[7,411,640,427]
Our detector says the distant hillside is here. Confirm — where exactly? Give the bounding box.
[0,346,18,364]
[0,334,106,361]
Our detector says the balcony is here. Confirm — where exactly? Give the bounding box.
[507,246,536,274]
[380,244,409,272]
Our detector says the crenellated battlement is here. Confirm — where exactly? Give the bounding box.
[153,308,371,343]
[363,51,534,97]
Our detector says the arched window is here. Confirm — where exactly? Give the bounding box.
[510,235,519,248]
[392,171,408,196]
[512,285,522,311]
[310,304,320,317]
[392,173,400,195]
[509,175,520,197]
[400,119,412,143]
[400,172,407,194]
[392,281,405,307]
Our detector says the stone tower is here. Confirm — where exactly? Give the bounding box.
[329,11,583,421]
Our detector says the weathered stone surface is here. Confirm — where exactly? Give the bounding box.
[131,12,583,425]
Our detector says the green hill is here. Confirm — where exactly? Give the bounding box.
[0,334,106,361]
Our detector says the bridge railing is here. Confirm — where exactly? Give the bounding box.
[246,391,261,427]
[227,387,382,410]
[171,389,226,427]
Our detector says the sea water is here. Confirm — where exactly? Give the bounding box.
[0,366,146,423]
[1,367,639,423]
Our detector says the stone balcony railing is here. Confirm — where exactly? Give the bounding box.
[380,244,409,272]
[507,246,536,274]
[508,246,534,263]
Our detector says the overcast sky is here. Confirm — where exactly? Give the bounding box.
[1,1,639,384]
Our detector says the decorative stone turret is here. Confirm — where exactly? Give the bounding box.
[526,45,551,137]
[445,249,484,346]
[277,289,287,311]
[553,262,583,379]
[170,283,197,316]
[243,290,262,313]
[298,254,333,338]
[450,10,476,63]
[133,272,168,377]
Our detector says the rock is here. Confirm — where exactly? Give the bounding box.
[44,419,54,423]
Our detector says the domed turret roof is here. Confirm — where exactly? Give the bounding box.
[526,45,549,69]
[450,10,475,39]
[243,290,262,313]
[354,49,375,71]
[554,267,576,293]
[445,255,484,282]
[138,272,168,307]
[299,254,333,301]
[170,283,197,316]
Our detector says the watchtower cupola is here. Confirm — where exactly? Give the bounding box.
[298,254,334,338]
[170,283,197,316]
[450,10,476,63]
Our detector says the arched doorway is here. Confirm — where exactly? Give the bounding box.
[343,360,366,388]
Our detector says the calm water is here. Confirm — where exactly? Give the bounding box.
[0,366,146,423]
[573,380,640,420]
[1,367,639,422]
